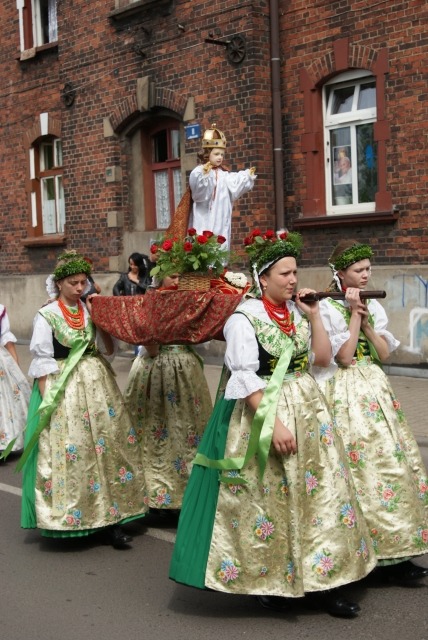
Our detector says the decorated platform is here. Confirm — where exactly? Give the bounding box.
[91,289,244,345]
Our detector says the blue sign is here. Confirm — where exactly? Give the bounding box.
[185,124,201,140]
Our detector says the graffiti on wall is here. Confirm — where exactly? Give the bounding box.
[392,274,428,355]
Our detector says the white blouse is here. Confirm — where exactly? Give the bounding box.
[28,301,116,379]
[0,305,17,347]
[223,298,308,400]
[314,297,400,381]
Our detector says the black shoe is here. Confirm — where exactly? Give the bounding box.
[304,591,360,618]
[377,560,428,585]
[102,525,133,549]
[256,595,289,612]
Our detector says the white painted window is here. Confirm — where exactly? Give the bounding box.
[324,71,377,215]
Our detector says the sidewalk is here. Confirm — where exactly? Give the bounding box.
[15,344,428,446]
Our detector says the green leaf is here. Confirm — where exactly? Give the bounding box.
[0,438,17,461]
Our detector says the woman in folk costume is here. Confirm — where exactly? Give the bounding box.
[124,273,213,517]
[315,240,428,584]
[0,304,31,455]
[170,230,377,618]
[20,251,148,548]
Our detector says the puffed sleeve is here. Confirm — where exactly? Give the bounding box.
[189,165,216,203]
[0,306,17,347]
[369,300,400,353]
[225,169,256,202]
[28,313,60,378]
[312,299,350,383]
[223,313,266,400]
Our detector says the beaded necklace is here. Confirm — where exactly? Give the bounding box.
[58,298,85,330]
[262,296,296,336]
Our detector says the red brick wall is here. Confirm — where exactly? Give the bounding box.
[0,0,426,276]
[280,0,427,266]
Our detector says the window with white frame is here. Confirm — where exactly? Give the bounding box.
[150,125,182,229]
[324,71,377,215]
[30,137,65,235]
[17,0,58,51]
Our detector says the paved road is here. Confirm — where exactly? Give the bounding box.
[0,346,427,640]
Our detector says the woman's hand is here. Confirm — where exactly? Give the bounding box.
[272,417,297,455]
[345,288,368,322]
[294,288,319,317]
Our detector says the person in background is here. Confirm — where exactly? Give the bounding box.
[315,240,428,584]
[124,273,213,520]
[20,251,148,548]
[0,304,31,456]
[112,252,152,296]
[170,230,377,618]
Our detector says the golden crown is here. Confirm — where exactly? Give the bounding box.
[201,123,227,150]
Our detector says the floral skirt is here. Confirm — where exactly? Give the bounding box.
[322,360,428,559]
[0,345,30,452]
[124,347,212,509]
[170,371,377,597]
[21,355,148,533]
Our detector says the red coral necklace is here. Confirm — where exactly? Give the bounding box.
[262,296,295,336]
[58,298,85,330]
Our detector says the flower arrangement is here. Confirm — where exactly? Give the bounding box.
[150,229,228,279]
[223,271,248,289]
[243,228,303,273]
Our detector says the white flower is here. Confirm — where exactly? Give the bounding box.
[224,271,248,288]
[45,274,59,299]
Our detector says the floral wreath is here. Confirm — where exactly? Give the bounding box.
[46,251,92,300]
[244,228,303,295]
[53,251,92,281]
[329,243,373,272]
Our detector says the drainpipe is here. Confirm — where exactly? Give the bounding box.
[269,0,284,229]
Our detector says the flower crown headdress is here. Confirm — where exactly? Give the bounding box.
[328,243,373,291]
[244,229,303,295]
[46,251,92,299]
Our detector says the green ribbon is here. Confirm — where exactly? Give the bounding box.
[329,298,382,368]
[16,330,90,472]
[193,336,294,481]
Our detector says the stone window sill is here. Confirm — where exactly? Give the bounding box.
[293,211,399,229]
[22,235,66,248]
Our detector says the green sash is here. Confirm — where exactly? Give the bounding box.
[193,334,294,482]
[328,298,382,367]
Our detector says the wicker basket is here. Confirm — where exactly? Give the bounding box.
[177,272,212,291]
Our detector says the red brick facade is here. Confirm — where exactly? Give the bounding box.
[0,0,426,276]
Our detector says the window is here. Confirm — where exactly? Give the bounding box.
[30,137,65,235]
[142,123,183,230]
[324,72,377,215]
[17,0,58,51]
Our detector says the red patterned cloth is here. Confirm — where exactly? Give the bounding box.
[91,290,243,345]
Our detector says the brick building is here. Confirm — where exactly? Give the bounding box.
[0,0,427,363]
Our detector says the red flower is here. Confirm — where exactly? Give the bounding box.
[217,235,226,244]
[183,241,193,252]
[279,231,288,240]
[196,235,208,244]
[251,229,262,237]
[150,244,159,254]
[202,230,214,238]
[187,228,197,236]
[244,236,252,246]
[264,229,275,239]
[162,240,173,251]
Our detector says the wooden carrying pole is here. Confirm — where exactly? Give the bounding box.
[292,290,386,303]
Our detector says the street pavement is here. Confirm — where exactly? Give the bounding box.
[0,345,427,640]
